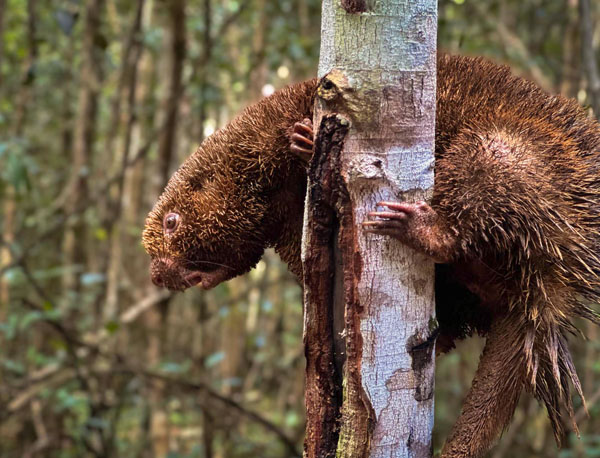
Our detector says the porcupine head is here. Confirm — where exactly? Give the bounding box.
[141,81,317,290]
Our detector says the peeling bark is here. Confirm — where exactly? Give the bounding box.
[302,115,348,458]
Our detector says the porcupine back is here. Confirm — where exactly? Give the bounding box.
[435,54,600,443]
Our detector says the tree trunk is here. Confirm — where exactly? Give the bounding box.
[193,0,212,142]
[156,0,186,187]
[559,0,580,98]
[103,0,147,322]
[248,0,269,100]
[2,0,38,313]
[579,0,600,116]
[0,188,14,312]
[303,1,437,457]
[144,0,186,455]
[62,0,105,293]
[0,0,5,86]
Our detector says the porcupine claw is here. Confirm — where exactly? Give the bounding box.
[363,200,436,239]
[289,118,314,162]
[363,201,454,263]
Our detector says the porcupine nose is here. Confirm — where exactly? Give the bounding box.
[151,271,165,287]
[150,258,173,288]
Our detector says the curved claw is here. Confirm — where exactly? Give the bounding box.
[377,201,428,214]
[291,132,313,146]
[361,200,455,263]
[367,211,408,220]
[362,219,405,238]
[289,118,314,163]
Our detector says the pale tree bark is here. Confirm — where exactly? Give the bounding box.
[303,1,437,457]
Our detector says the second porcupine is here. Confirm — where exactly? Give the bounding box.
[142,54,600,457]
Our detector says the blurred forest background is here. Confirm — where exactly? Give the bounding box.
[1,0,599,457]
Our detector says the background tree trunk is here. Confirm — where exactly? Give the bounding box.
[103,0,147,323]
[0,0,5,85]
[62,0,105,294]
[580,0,600,116]
[303,0,437,456]
[144,0,186,455]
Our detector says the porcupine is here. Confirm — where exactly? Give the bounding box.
[142,54,600,457]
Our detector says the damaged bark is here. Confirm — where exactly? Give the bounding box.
[302,115,349,458]
[302,1,437,457]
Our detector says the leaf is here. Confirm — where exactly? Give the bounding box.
[20,310,43,331]
[56,388,87,412]
[254,334,266,348]
[104,321,119,334]
[55,9,79,35]
[222,377,242,387]
[204,351,225,368]
[80,272,106,286]
[0,314,19,340]
[86,417,108,430]
[94,228,108,241]
[159,360,191,374]
[2,359,25,375]
[5,149,31,192]
[285,410,300,428]
[42,301,54,311]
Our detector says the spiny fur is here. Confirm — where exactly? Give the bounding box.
[143,55,600,457]
[433,56,600,456]
[143,80,316,281]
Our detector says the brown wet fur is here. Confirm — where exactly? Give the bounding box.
[143,55,600,457]
[142,81,316,289]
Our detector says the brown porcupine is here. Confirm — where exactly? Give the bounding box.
[142,54,600,457]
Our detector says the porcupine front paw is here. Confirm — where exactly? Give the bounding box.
[289,118,314,163]
[362,201,455,263]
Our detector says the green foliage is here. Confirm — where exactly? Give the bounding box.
[0,139,34,194]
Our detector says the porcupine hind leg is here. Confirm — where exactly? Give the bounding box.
[441,314,526,458]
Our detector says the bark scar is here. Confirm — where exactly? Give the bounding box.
[303,113,350,458]
[341,0,368,13]
[407,324,439,402]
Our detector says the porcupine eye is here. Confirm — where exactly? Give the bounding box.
[163,213,180,234]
